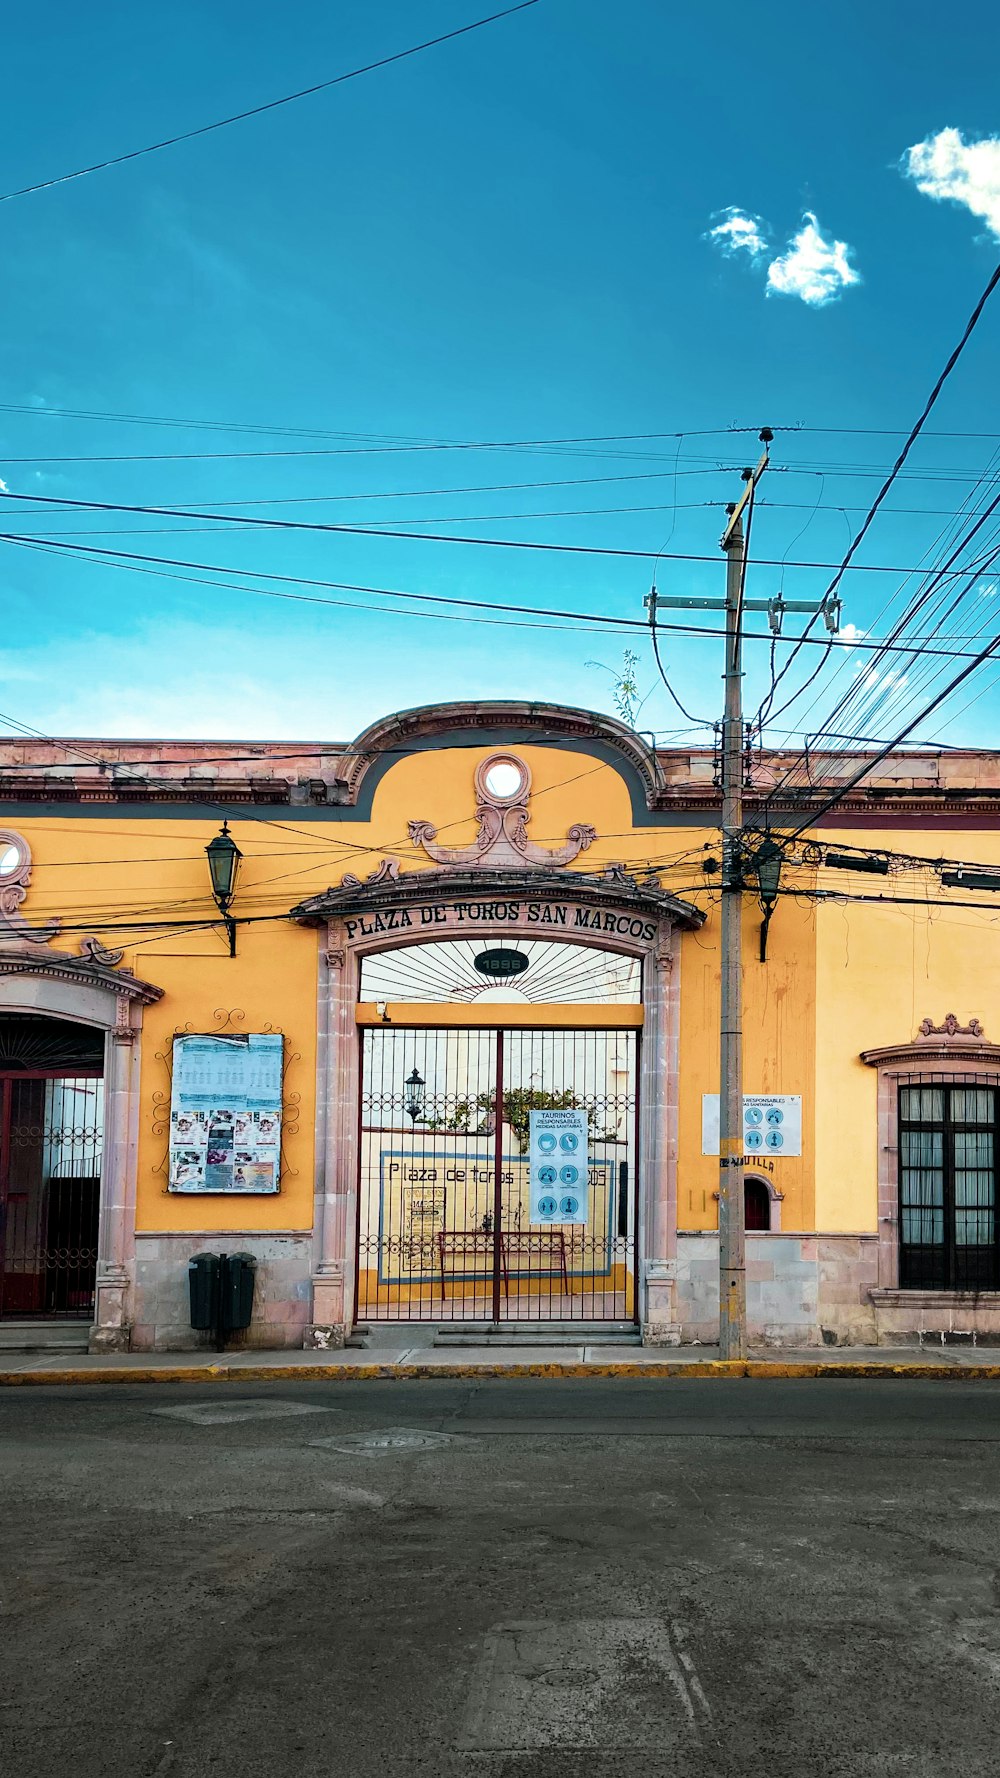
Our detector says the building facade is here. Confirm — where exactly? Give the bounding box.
[2,699,1000,1352]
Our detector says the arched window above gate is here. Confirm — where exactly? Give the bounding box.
[0,1013,105,1072]
[359,938,642,1005]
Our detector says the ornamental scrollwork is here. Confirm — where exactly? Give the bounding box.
[407,752,597,871]
[0,829,60,945]
[340,858,401,890]
[918,1013,986,1039]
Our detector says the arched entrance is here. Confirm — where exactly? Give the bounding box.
[356,937,640,1322]
[293,863,703,1344]
[0,943,162,1350]
[0,1014,105,1319]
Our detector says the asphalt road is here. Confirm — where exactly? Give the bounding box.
[4,1377,1000,1778]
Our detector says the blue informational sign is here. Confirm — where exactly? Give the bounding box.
[529,1107,590,1225]
[701,1094,802,1157]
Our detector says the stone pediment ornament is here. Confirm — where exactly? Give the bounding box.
[862,1013,998,1070]
[918,1013,984,1039]
[407,752,597,871]
[339,858,401,891]
[0,829,60,945]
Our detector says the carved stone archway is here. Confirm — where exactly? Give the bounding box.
[0,945,163,1351]
[292,866,703,1347]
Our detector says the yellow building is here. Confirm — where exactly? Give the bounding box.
[2,699,999,1351]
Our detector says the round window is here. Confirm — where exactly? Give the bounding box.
[0,835,27,882]
[481,756,528,801]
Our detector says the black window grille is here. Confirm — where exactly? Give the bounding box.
[899,1077,999,1290]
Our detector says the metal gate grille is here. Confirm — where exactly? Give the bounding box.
[0,1073,103,1319]
[356,1026,637,1322]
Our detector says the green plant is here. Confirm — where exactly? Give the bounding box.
[475,1087,597,1154]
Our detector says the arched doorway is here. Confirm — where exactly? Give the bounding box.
[0,939,162,1350]
[0,1014,105,1320]
[744,1175,772,1232]
[355,936,640,1322]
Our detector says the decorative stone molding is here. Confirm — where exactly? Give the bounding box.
[293,862,704,933]
[340,858,401,890]
[407,752,596,872]
[333,701,667,811]
[80,934,126,967]
[862,1015,1000,1070]
[0,829,60,945]
[0,943,163,1004]
[918,1013,984,1038]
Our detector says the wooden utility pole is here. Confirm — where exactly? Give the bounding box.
[649,430,838,1355]
[717,508,747,1358]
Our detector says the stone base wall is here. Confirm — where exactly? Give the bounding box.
[871,1289,1000,1348]
[115,1230,1000,1351]
[129,1234,313,1352]
[675,1232,879,1347]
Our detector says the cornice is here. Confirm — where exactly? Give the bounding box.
[0,945,164,1003]
[333,700,666,809]
[861,1041,1000,1068]
[291,863,705,929]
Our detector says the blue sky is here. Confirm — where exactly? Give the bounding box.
[2,0,1000,747]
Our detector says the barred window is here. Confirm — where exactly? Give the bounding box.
[899,1083,998,1290]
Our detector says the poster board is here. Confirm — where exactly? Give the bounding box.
[701,1093,802,1157]
[168,1033,283,1193]
[528,1106,590,1225]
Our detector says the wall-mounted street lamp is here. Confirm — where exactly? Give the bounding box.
[405,1067,426,1124]
[206,822,242,957]
[750,837,783,962]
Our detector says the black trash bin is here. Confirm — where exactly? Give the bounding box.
[188,1251,220,1330]
[221,1252,257,1334]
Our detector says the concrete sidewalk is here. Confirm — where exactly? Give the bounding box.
[4,1341,1000,1385]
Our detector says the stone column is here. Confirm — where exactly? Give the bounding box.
[305,930,360,1347]
[90,997,141,1353]
[640,931,681,1344]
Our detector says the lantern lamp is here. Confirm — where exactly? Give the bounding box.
[405,1067,426,1124]
[751,837,784,962]
[206,822,242,957]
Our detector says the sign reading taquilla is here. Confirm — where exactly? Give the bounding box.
[341,899,658,942]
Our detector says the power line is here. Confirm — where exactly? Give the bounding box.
[762,492,1000,795]
[0,468,724,511]
[0,2,542,203]
[12,493,1000,576]
[9,398,1000,448]
[753,260,1000,735]
[0,397,767,446]
[776,617,1000,844]
[13,529,1000,662]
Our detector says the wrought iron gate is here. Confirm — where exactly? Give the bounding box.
[356,1026,638,1322]
[0,1072,103,1319]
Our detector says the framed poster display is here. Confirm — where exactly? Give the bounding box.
[168,1033,283,1194]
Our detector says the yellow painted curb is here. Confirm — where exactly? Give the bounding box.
[4,1359,1000,1386]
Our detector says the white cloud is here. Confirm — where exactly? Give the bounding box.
[707,204,859,306]
[706,206,769,259]
[766,213,860,307]
[836,622,868,649]
[903,128,1000,240]
[0,479,8,494]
